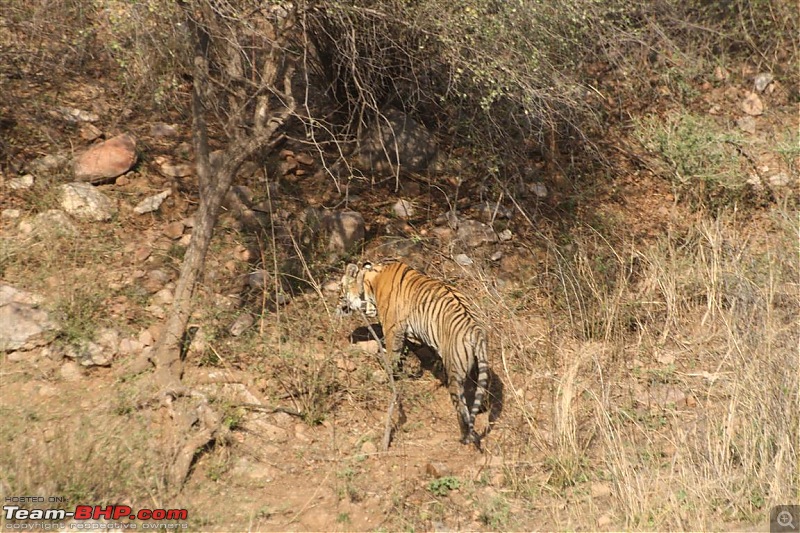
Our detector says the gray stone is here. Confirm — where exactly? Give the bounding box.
[229,314,255,337]
[60,182,117,221]
[133,190,171,215]
[353,108,437,176]
[530,182,548,198]
[73,133,137,183]
[393,199,415,219]
[60,361,83,381]
[162,221,185,239]
[453,253,473,266]
[65,340,113,367]
[457,219,497,248]
[28,154,69,175]
[8,174,34,190]
[768,173,791,188]
[476,202,512,221]
[736,116,756,134]
[498,229,513,242]
[57,106,99,123]
[754,72,774,92]
[22,210,78,238]
[307,209,365,255]
[0,285,58,352]
[150,123,179,137]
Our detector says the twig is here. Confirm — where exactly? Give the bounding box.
[237,403,304,417]
[358,311,400,451]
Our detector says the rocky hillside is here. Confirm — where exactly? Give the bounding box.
[1,1,798,531]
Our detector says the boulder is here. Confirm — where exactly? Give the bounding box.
[0,285,58,352]
[73,133,137,183]
[60,182,117,221]
[353,108,437,176]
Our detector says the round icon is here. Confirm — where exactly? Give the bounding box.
[777,510,795,529]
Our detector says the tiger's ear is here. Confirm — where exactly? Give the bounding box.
[345,263,359,277]
[363,262,373,270]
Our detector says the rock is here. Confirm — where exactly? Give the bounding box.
[393,199,415,219]
[0,285,58,352]
[57,106,99,123]
[360,440,378,455]
[247,270,269,290]
[335,355,357,372]
[2,209,21,219]
[60,182,117,221]
[307,209,365,255]
[229,314,254,337]
[768,173,791,188]
[8,174,34,190]
[73,133,137,183]
[155,156,193,178]
[431,226,455,242]
[736,116,756,134]
[498,229,513,242]
[65,340,112,367]
[152,288,174,306]
[146,304,166,319]
[278,157,299,175]
[638,384,687,408]
[138,329,155,347]
[295,152,314,166]
[356,340,381,355]
[713,65,729,82]
[457,219,497,248]
[597,513,613,528]
[21,210,78,238]
[162,220,185,239]
[741,92,764,116]
[150,123,179,137]
[353,108,438,176]
[453,253,473,266]
[476,202,512,221]
[27,154,68,175]
[118,337,145,356]
[754,72,774,93]
[79,123,103,142]
[96,328,120,355]
[590,482,612,498]
[133,189,172,215]
[425,462,452,478]
[142,269,170,293]
[134,246,151,262]
[655,352,676,365]
[530,182,548,198]
[323,280,341,293]
[435,210,459,229]
[60,360,83,381]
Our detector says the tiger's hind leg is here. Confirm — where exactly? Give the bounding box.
[448,375,479,445]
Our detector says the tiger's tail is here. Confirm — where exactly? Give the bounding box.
[469,329,490,443]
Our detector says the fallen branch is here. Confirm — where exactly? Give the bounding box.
[358,312,401,451]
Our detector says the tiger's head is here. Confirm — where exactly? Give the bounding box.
[338,262,378,318]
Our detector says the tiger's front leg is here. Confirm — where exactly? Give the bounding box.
[382,324,407,377]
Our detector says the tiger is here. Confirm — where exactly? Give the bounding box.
[339,260,489,446]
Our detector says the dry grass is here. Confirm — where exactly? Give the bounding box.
[452,207,799,530]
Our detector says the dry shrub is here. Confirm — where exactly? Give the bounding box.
[457,206,797,529]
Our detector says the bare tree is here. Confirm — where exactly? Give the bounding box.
[148,0,297,491]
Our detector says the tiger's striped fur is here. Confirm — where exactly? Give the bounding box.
[340,261,489,445]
